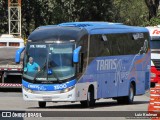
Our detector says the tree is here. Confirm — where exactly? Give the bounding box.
[113,0,148,26]
[0,1,8,34]
[22,0,35,37]
[145,0,160,20]
[73,0,114,21]
[11,0,160,37]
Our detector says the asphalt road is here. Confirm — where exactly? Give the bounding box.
[0,89,151,120]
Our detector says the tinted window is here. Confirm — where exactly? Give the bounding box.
[89,33,149,58]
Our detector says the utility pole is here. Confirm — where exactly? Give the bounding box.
[8,0,21,37]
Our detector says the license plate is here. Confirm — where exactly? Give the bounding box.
[42,96,52,101]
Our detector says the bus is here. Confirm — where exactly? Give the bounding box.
[146,26,160,87]
[17,22,150,108]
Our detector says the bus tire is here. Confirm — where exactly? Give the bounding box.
[117,84,134,104]
[117,97,125,104]
[0,74,2,83]
[80,87,95,107]
[38,101,46,108]
[1,73,5,83]
[126,84,134,104]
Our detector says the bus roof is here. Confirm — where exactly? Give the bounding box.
[59,21,123,27]
[59,22,148,34]
[28,22,148,42]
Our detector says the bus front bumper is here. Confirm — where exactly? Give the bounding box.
[22,88,76,102]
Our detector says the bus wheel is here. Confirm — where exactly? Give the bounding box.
[0,74,2,83]
[1,73,5,83]
[38,102,46,108]
[80,87,95,107]
[117,84,134,104]
[126,84,134,104]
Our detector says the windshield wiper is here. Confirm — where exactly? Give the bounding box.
[33,59,47,81]
[49,69,61,83]
[33,61,60,83]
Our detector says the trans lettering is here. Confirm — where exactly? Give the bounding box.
[96,59,117,71]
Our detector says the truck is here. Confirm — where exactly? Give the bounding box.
[146,25,160,87]
[0,34,24,88]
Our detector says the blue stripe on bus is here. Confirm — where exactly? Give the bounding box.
[22,79,76,91]
[77,53,150,98]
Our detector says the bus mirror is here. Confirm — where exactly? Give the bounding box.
[73,46,82,63]
[15,47,25,64]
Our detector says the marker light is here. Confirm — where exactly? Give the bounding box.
[23,86,33,93]
[60,86,75,93]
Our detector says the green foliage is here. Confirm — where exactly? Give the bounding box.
[0,1,8,35]
[113,0,148,26]
[73,0,114,21]
[0,0,159,37]
[143,11,160,26]
[145,0,159,20]
[21,0,115,37]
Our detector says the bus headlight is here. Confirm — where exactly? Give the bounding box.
[151,73,156,78]
[23,86,33,93]
[60,86,75,93]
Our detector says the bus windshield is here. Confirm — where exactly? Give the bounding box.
[23,42,75,82]
[151,40,160,52]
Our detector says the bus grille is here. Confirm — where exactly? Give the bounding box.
[152,59,160,70]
